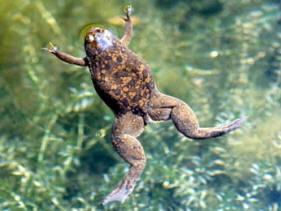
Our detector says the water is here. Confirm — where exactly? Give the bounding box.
[0,0,280,210]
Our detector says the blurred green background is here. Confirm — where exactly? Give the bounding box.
[0,0,280,210]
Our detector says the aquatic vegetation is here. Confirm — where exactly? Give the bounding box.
[0,0,280,210]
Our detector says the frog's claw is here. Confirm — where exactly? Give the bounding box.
[123,5,133,17]
[42,42,58,54]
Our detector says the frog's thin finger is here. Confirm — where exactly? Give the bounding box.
[41,48,54,53]
[42,46,58,55]
[43,42,58,53]
[42,47,56,54]
[48,41,56,49]
[123,5,133,16]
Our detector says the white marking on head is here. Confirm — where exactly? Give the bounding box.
[97,29,113,49]
[87,35,95,42]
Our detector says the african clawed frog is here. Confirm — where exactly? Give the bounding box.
[44,5,244,204]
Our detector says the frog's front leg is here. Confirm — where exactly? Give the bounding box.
[148,93,244,139]
[121,5,133,46]
[43,42,88,66]
[102,112,146,204]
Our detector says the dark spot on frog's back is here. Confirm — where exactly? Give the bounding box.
[142,70,148,79]
[105,55,111,60]
[105,63,111,70]
[117,56,123,63]
[97,48,102,54]
[131,68,138,74]
[127,78,136,87]
[114,70,129,78]
[133,93,141,102]
[123,98,129,107]
[113,88,121,96]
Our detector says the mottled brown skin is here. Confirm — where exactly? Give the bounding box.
[85,27,155,117]
[44,7,244,204]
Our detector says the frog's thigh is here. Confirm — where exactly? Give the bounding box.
[149,93,195,123]
[113,112,145,137]
[148,108,172,121]
[103,112,146,204]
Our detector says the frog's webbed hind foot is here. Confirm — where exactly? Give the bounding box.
[102,180,133,204]
[222,116,245,133]
[189,116,245,139]
[102,166,140,204]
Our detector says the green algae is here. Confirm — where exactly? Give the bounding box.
[0,0,280,210]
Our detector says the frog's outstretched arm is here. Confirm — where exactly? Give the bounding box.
[148,93,245,139]
[43,42,88,66]
[102,112,146,204]
[121,5,133,46]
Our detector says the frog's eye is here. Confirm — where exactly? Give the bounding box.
[86,35,95,42]
[95,28,102,33]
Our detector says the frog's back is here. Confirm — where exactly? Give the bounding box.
[87,37,156,115]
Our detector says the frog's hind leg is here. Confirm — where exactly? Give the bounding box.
[102,112,146,204]
[148,93,244,139]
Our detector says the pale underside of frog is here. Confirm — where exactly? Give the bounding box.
[44,6,244,205]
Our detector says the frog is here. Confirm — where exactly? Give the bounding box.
[44,5,244,204]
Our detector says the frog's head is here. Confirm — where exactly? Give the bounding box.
[84,27,114,55]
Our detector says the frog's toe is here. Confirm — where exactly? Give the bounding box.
[227,116,246,132]
[42,42,58,54]
[102,181,135,205]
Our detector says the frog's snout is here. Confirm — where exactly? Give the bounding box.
[85,27,104,43]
